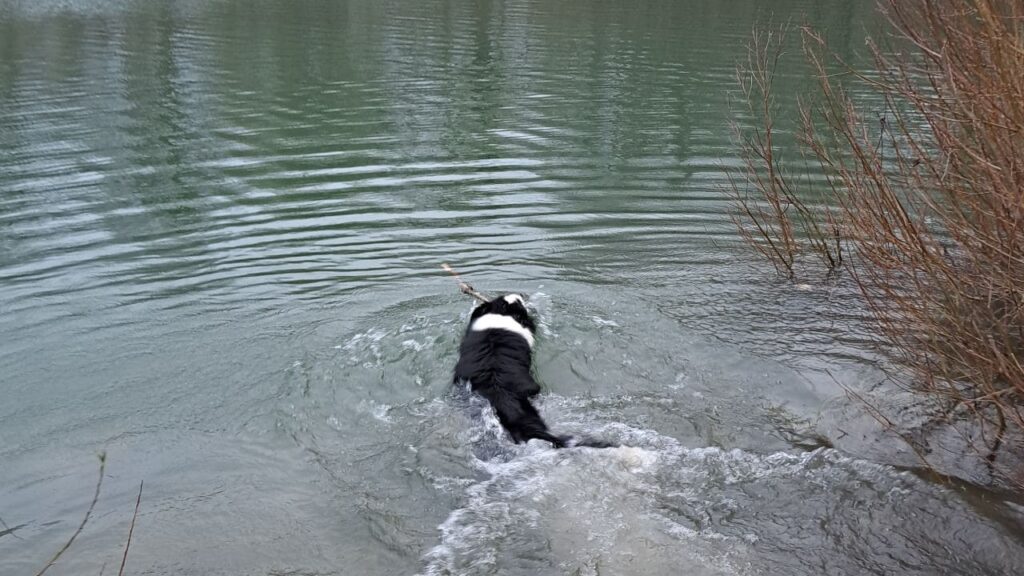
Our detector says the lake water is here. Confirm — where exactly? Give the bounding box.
[2,1,1022,574]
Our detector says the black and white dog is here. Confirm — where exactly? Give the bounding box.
[454,294,609,449]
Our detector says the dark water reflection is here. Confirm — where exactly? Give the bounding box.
[2,1,1021,575]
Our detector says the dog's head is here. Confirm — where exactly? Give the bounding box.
[470,293,536,334]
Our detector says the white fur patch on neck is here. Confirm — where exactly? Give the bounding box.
[470,313,535,348]
[503,294,524,305]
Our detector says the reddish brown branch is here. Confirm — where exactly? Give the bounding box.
[118,480,143,576]
[734,0,1024,489]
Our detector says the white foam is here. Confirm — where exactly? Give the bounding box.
[415,403,947,576]
[339,328,388,366]
[401,339,425,351]
[355,400,393,423]
[524,290,558,338]
[417,422,753,576]
[470,313,535,348]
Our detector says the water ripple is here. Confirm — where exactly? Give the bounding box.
[1,3,944,573]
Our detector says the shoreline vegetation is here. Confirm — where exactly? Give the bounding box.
[729,0,1024,492]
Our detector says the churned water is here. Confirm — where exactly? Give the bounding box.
[1,1,1021,574]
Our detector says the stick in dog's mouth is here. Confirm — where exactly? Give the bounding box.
[444,263,619,450]
[441,263,490,303]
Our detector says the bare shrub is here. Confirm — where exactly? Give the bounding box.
[733,0,1024,487]
[728,26,843,278]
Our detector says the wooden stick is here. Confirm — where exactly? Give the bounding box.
[441,263,489,303]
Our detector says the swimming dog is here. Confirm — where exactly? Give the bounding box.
[454,294,610,448]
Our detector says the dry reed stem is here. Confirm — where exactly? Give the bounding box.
[34,452,106,576]
[117,480,143,576]
[0,515,24,541]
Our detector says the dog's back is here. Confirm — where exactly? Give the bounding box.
[453,295,567,447]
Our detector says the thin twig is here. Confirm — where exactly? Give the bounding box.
[441,263,489,303]
[829,371,952,484]
[0,514,24,540]
[730,2,1024,491]
[35,452,106,576]
[876,114,886,169]
[117,480,143,576]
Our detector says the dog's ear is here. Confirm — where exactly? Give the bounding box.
[502,294,526,306]
[470,299,494,320]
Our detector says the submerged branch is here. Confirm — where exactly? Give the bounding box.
[118,480,144,576]
[34,452,106,576]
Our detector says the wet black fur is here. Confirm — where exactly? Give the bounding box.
[453,296,569,448]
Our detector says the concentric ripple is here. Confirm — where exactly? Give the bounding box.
[3,2,1017,576]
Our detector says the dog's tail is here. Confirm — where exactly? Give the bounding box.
[563,435,618,449]
[474,385,566,448]
[529,432,618,449]
[474,385,618,449]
